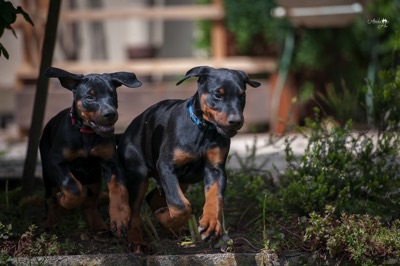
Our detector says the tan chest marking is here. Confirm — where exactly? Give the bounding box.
[173,149,197,167]
[62,143,114,161]
[206,146,228,167]
[90,143,114,160]
[63,148,86,161]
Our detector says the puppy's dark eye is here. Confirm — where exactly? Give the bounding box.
[86,95,95,101]
[214,93,222,100]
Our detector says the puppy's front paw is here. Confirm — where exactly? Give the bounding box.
[154,207,177,230]
[109,199,131,238]
[109,185,131,238]
[127,219,148,254]
[154,206,191,234]
[198,214,222,240]
[57,187,86,209]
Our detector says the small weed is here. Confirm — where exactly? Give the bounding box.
[0,222,13,240]
[0,252,12,266]
[3,224,80,258]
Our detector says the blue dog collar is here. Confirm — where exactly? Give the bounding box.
[187,98,216,130]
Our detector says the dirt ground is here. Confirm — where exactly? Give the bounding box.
[0,181,261,259]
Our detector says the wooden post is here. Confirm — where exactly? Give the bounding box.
[22,0,61,196]
[211,0,226,64]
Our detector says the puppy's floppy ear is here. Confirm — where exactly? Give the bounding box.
[44,67,84,91]
[109,72,142,88]
[236,70,261,88]
[176,66,214,85]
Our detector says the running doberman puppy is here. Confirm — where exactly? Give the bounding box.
[118,66,260,252]
[40,67,142,238]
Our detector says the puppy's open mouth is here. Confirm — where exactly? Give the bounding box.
[89,121,115,136]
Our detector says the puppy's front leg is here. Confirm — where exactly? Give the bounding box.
[156,161,192,233]
[198,146,228,240]
[198,169,226,240]
[50,149,88,209]
[104,159,131,238]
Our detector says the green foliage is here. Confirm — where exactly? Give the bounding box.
[280,118,400,218]
[14,224,78,257]
[370,67,400,130]
[195,0,288,55]
[0,0,33,59]
[0,222,13,240]
[194,0,212,55]
[0,222,13,265]
[223,0,288,53]
[196,0,399,123]
[26,226,61,256]
[0,252,12,266]
[197,0,399,67]
[0,220,80,259]
[317,80,360,125]
[225,139,276,223]
[364,1,400,68]
[305,206,400,265]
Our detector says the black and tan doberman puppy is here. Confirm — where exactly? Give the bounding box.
[118,66,260,252]
[40,67,142,238]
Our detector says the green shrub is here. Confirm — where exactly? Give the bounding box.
[305,206,400,265]
[371,67,400,130]
[278,118,400,219]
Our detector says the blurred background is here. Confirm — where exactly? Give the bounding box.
[0,0,399,136]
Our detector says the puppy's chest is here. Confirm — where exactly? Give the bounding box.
[63,138,115,162]
[172,145,228,169]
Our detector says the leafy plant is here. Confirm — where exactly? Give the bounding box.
[317,80,361,125]
[195,0,288,56]
[0,252,12,266]
[0,222,14,265]
[0,222,13,240]
[0,0,33,59]
[279,117,400,219]
[12,224,79,257]
[305,206,400,265]
[224,0,288,54]
[369,67,400,130]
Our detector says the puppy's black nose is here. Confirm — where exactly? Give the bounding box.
[103,110,117,120]
[228,115,243,127]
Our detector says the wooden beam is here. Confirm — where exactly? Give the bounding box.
[60,5,225,22]
[16,57,276,79]
[277,0,367,8]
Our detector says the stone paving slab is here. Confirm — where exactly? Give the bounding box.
[11,252,290,266]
